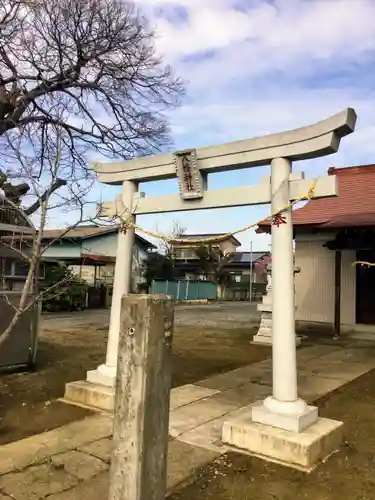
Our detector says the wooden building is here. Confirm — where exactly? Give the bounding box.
[258,164,375,334]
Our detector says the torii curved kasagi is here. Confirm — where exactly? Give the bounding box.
[76,109,356,464]
[95,107,356,184]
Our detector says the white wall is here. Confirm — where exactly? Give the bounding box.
[295,232,356,326]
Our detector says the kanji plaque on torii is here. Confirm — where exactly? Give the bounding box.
[175,148,205,200]
[66,107,357,471]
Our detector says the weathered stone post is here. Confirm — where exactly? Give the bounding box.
[109,294,174,500]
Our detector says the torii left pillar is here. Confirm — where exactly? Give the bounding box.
[64,180,137,410]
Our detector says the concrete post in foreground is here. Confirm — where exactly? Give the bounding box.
[87,180,137,387]
[109,294,174,500]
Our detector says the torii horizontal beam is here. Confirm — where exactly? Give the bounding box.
[94,108,356,185]
[100,176,338,217]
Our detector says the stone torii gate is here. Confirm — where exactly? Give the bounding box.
[64,108,356,468]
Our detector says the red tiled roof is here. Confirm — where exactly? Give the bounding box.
[257,164,375,232]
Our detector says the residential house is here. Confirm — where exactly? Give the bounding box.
[170,233,241,280]
[224,251,270,300]
[257,163,375,334]
[170,233,269,299]
[42,225,155,291]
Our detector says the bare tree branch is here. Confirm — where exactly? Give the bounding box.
[24,178,67,215]
[0,0,184,164]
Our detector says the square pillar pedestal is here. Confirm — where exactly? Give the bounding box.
[222,400,343,472]
[64,380,115,412]
[63,365,116,412]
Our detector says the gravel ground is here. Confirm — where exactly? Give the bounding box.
[42,302,261,331]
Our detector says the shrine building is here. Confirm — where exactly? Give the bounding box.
[258,163,375,334]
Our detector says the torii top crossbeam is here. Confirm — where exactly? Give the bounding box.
[94,108,356,185]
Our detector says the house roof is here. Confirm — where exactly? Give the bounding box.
[257,164,375,233]
[170,233,241,246]
[42,225,155,248]
[228,251,269,264]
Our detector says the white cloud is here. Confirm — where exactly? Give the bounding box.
[134,0,375,146]
[123,0,375,250]
[138,0,375,66]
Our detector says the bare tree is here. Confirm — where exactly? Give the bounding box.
[0,124,95,349]
[160,220,186,257]
[0,0,184,168]
[0,0,184,351]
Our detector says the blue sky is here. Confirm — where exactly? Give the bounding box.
[65,0,375,251]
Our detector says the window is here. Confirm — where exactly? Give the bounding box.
[174,249,184,259]
[14,261,29,277]
[2,258,13,276]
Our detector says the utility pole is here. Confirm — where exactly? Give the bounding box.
[249,240,253,302]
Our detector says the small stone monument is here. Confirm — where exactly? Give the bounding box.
[252,263,273,345]
[252,260,301,345]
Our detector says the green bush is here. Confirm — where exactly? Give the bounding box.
[41,264,87,312]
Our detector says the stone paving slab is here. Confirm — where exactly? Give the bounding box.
[318,347,375,364]
[295,344,339,361]
[0,415,112,476]
[41,471,109,500]
[177,415,230,453]
[0,463,79,500]
[170,384,219,410]
[23,440,219,500]
[299,360,375,381]
[209,381,271,407]
[196,361,272,391]
[50,450,109,481]
[170,398,236,437]
[298,374,345,403]
[78,438,113,463]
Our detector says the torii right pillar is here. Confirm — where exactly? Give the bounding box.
[223,150,356,471]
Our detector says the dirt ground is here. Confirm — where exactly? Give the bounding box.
[169,368,375,500]
[0,322,267,445]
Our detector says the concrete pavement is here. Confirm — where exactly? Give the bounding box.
[1,343,375,499]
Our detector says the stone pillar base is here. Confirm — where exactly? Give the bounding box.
[252,399,318,432]
[252,333,301,346]
[86,364,116,388]
[222,404,343,472]
[63,380,115,412]
[252,333,272,345]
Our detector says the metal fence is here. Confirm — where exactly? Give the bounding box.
[151,279,217,301]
